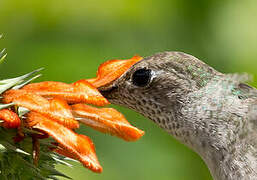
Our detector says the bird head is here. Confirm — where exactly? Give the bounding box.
[99,52,220,138]
[98,52,257,179]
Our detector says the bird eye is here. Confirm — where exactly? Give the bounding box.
[132,68,152,87]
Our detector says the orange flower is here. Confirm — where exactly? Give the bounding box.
[22,80,109,106]
[72,103,144,141]
[3,90,79,129]
[87,55,142,87]
[0,109,21,128]
[0,55,144,173]
[27,112,102,173]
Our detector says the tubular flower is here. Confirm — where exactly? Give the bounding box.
[22,80,109,106]
[87,55,143,87]
[72,104,144,141]
[26,112,102,173]
[3,90,79,129]
[0,55,144,173]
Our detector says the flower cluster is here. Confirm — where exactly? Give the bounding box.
[0,55,143,173]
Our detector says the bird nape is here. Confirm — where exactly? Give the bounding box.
[99,51,257,180]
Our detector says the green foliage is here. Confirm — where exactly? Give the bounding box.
[0,45,72,180]
[0,128,72,180]
[0,128,65,180]
[0,35,7,65]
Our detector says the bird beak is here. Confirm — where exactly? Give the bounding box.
[97,82,118,99]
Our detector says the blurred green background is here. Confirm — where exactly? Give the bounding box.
[0,0,256,179]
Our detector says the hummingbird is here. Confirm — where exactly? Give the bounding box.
[99,52,257,180]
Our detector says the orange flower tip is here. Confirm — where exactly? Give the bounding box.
[96,98,110,106]
[71,122,80,129]
[121,127,145,142]
[131,55,143,61]
[82,154,103,173]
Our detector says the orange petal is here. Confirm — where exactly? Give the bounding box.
[3,89,49,106]
[22,81,71,92]
[88,55,143,87]
[72,80,109,106]
[22,81,109,106]
[3,90,78,129]
[49,98,79,129]
[72,104,144,141]
[0,109,21,128]
[26,112,102,173]
[52,145,78,160]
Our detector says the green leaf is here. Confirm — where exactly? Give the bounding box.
[0,68,43,94]
[13,74,41,90]
[0,49,7,64]
[0,103,15,110]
